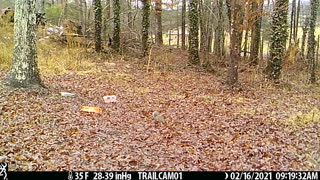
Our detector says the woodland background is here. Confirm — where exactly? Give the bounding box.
[0,0,319,171]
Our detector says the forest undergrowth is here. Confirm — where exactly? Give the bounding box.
[0,39,319,171]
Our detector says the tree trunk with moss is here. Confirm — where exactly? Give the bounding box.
[94,0,102,52]
[188,0,200,65]
[112,0,121,51]
[265,0,289,81]
[6,0,42,88]
[142,0,150,57]
[307,0,319,83]
[155,0,163,45]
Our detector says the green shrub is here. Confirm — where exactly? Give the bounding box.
[45,4,62,25]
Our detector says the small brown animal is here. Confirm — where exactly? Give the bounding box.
[152,111,166,123]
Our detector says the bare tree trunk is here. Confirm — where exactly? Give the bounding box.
[225,0,232,28]
[169,30,171,46]
[94,0,102,52]
[200,0,206,52]
[260,36,264,61]
[227,0,242,86]
[207,2,214,53]
[317,34,319,68]
[176,3,180,48]
[289,0,296,44]
[214,0,224,57]
[60,0,68,25]
[249,0,263,65]
[177,28,180,48]
[84,0,87,36]
[243,29,249,58]
[294,0,301,42]
[237,4,245,57]
[155,0,163,45]
[78,0,84,35]
[127,0,133,38]
[112,0,121,51]
[103,0,111,40]
[7,0,42,88]
[301,18,309,59]
[141,0,150,57]
[181,0,186,50]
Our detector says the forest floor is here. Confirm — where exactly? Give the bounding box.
[0,48,319,171]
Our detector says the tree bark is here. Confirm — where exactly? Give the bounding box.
[260,36,264,61]
[181,0,186,50]
[289,0,296,44]
[78,0,84,35]
[199,0,206,52]
[6,0,42,88]
[155,0,163,45]
[225,0,232,29]
[103,0,111,40]
[214,0,224,57]
[112,0,121,51]
[207,2,214,53]
[188,0,200,65]
[227,0,242,86]
[301,18,309,59]
[176,3,180,48]
[60,0,68,25]
[83,0,87,36]
[249,0,263,65]
[94,0,102,52]
[128,0,134,36]
[141,0,150,57]
[294,0,301,42]
[265,0,289,81]
[307,0,319,83]
[243,28,249,58]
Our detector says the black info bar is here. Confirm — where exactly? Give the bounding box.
[1,171,318,180]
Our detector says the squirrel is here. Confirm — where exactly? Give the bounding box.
[152,111,166,123]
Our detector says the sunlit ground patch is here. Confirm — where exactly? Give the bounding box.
[287,108,320,125]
